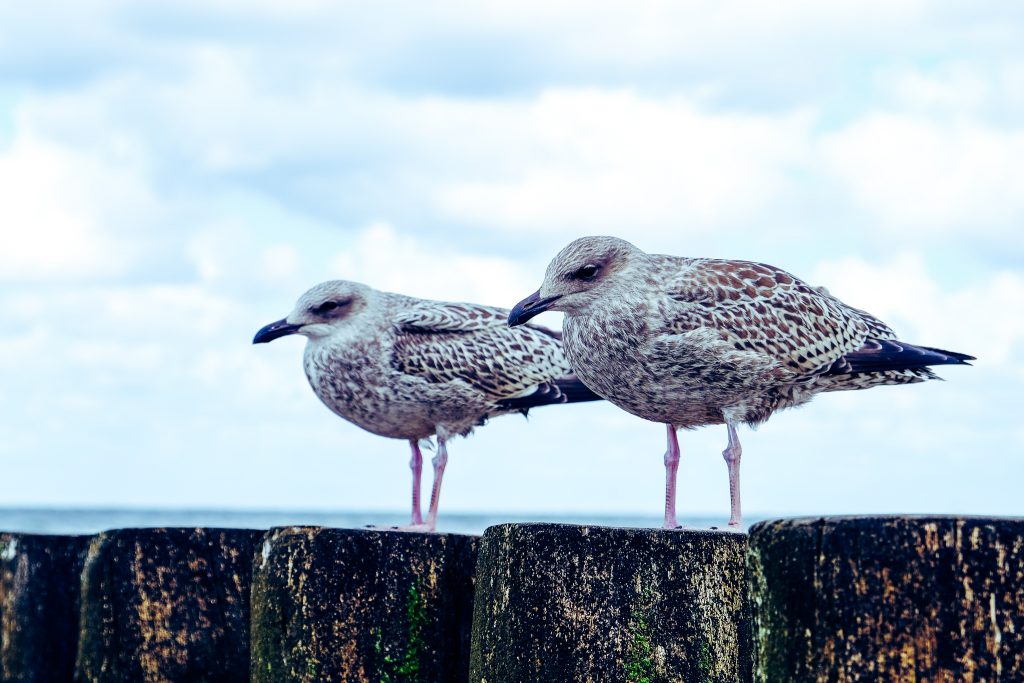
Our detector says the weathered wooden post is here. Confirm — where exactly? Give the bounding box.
[748,516,1024,682]
[469,523,751,682]
[75,527,262,682]
[250,526,478,683]
[0,533,91,682]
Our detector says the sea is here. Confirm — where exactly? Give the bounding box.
[0,508,746,536]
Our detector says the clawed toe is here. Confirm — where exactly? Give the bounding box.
[365,523,436,533]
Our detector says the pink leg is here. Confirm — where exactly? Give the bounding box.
[723,422,742,527]
[423,436,449,532]
[663,424,680,529]
[408,440,424,527]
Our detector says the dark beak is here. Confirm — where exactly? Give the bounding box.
[508,290,561,327]
[253,318,302,344]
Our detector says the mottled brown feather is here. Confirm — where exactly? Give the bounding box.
[665,259,881,376]
[393,301,573,400]
[286,282,598,442]
[534,236,972,430]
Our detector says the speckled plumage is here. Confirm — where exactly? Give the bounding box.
[560,252,946,427]
[510,236,974,527]
[254,279,599,530]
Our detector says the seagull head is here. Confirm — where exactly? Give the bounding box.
[509,236,640,326]
[253,280,373,344]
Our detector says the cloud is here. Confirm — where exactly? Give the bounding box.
[8,1,1021,100]
[12,40,1023,272]
[329,223,538,306]
[876,63,996,114]
[812,253,1024,365]
[820,112,1024,239]
[437,90,814,238]
[0,134,147,280]
[0,283,234,371]
[7,3,1024,266]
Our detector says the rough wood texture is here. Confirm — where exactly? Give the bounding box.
[251,526,478,683]
[75,527,261,683]
[469,523,751,683]
[0,533,91,683]
[749,516,1024,682]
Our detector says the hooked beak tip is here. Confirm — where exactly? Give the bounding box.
[253,318,302,344]
[508,290,560,327]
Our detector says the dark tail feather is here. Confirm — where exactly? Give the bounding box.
[497,376,603,413]
[919,345,975,362]
[826,339,975,375]
[553,376,605,404]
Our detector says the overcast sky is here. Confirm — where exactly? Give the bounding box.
[1,1,1021,524]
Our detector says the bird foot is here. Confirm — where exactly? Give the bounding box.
[363,523,437,534]
[664,523,708,532]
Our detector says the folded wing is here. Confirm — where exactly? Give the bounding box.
[393,300,600,407]
[663,259,973,379]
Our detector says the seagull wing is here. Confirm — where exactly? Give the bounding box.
[393,301,597,405]
[661,259,879,376]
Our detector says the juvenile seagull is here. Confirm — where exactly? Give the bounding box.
[508,236,973,529]
[254,280,600,531]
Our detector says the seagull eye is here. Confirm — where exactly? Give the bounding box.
[313,301,342,315]
[574,264,600,280]
[309,298,353,316]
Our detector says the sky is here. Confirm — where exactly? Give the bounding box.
[1,1,1022,523]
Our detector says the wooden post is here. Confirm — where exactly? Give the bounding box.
[250,526,478,683]
[469,523,751,683]
[0,533,91,682]
[75,527,262,682]
[748,516,1024,682]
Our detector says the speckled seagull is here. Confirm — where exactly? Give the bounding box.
[508,236,974,529]
[254,280,601,531]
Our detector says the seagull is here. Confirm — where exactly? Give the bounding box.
[254,280,601,531]
[508,236,974,529]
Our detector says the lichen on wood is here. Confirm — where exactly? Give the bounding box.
[74,527,261,682]
[749,516,1024,682]
[0,533,90,683]
[250,526,478,683]
[468,523,752,683]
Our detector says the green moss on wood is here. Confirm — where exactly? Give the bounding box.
[376,579,429,683]
[469,524,752,682]
[625,611,656,683]
[252,527,477,682]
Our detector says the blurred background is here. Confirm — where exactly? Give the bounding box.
[1,1,1021,531]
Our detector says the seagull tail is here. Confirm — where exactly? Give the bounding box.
[827,339,975,375]
[496,376,603,413]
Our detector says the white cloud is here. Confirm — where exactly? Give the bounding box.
[812,253,1024,365]
[8,6,1023,259]
[330,223,538,306]
[437,90,813,236]
[0,135,138,280]
[877,63,994,113]
[820,113,1024,236]
[0,283,235,358]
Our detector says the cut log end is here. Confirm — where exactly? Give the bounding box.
[251,526,479,683]
[469,523,752,683]
[75,527,262,683]
[749,515,1024,682]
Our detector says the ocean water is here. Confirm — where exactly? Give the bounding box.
[0,508,746,536]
